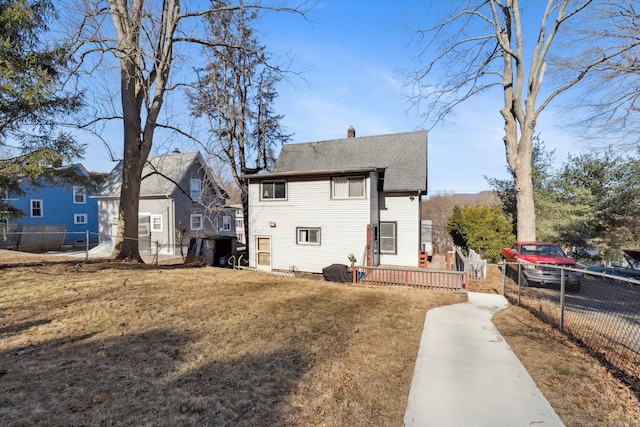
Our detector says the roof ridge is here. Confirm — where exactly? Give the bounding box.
[286,129,426,146]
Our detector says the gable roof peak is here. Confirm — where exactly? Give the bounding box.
[271,129,428,193]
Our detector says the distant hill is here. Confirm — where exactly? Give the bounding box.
[421,191,499,254]
[424,191,498,206]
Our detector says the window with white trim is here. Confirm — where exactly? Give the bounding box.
[332,176,365,198]
[297,227,321,245]
[222,215,231,231]
[215,215,232,231]
[74,214,87,224]
[380,222,397,254]
[151,215,163,232]
[261,181,286,199]
[30,200,43,218]
[190,214,203,231]
[73,186,86,204]
[190,179,202,202]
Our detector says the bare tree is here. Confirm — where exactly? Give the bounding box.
[68,0,303,261]
[188,6,292,255]
[564,0,640,147]
[406,0,636,241]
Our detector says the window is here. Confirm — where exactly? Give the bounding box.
[261,181,286,199]
[74,214,87,224]
[297,227,321,245]
[222,215,231,231]
[73,186,86,204]
[380,222,396,254]
[190,214,203,231]
[138,223,150,236]
[332,176,365,198]
[190,179,202,202]
[30,200,43,218]
[216,215,232,231]
[151,215,163,232]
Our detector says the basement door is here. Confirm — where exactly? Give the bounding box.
[256,236,272,272]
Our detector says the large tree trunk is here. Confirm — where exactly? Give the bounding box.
[115,154,145,261]
[108,0,175,261]
[513,137,536,241]
[112,67,147,261]
[499,2,537,242]
[503,118,537,241]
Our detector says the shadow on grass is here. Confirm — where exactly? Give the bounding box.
[0,328,306,426]
[0,318,53,338]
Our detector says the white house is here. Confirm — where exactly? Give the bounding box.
[96,151,236,258]
[244,128,428,273]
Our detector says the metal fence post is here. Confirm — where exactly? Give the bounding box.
[502,259,506,296]
[517,263,522,305]
[559,268,566,332]
[155,240,159,265]
[85,230,90,262]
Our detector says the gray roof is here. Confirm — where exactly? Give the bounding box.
[97,151,203,198]
[260,130,428,193]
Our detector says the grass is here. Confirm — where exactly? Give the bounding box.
[470,266,640,426]
[1,259,639,426]
[493,305,640,426]
[0,261,463,426]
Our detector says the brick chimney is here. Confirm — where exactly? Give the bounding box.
[347,126,356,138]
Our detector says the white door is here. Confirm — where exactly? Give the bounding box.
[256,236,271,272]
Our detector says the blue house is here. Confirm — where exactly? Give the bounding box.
[2,164,103,249]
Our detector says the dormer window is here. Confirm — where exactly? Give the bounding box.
[332,176,365,198]
[73,186,86,204]
[190,179,201,202]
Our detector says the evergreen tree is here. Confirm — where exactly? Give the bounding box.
[553,152,640,260]
[0,0,82,219]
[446,205,515,263]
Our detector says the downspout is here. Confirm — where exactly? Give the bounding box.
[164,195,174,255]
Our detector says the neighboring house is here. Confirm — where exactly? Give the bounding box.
[229,204,246,245]
[1,163,101,249]
[96,150,235,257]
[244,128,428,274]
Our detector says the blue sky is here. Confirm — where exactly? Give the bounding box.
[79,0,586,195]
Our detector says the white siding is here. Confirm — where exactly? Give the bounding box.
[97,199,119,243]
[249,175,374,273]
[140,199,175,254]
[379,195,420,267]
[97,198,176,255]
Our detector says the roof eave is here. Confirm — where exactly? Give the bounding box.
[243,167,381,180]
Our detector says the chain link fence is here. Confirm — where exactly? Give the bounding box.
[0,229,184,266]
[502,262,640,382]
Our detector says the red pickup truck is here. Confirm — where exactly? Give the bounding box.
[502,242,582,291]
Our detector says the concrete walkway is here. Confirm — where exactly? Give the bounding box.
[404,292,564,427]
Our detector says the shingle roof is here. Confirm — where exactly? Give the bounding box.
[96,151,201,198]
[268,130,428,193]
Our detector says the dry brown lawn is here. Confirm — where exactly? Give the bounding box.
[469,266,640,427]
[0,260,463,426]
[1,258,638,426]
